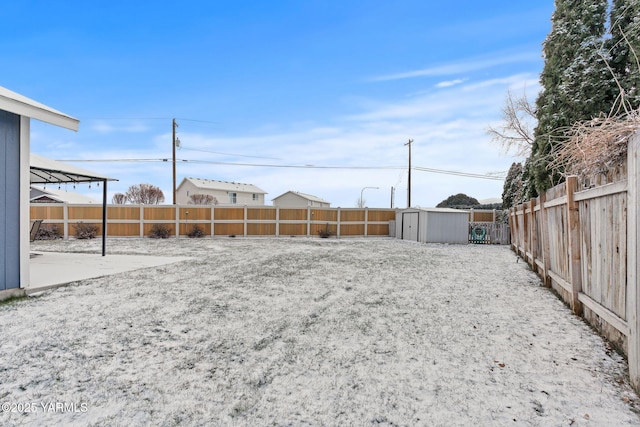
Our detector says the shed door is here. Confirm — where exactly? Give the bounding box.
[0,110,21,291]
[402,212,419,242]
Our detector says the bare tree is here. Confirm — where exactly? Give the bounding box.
[125,183,165,204]
[356,197,366,208]
[112,193,127,204]
[189,194,218,205]
[487,89,537,157]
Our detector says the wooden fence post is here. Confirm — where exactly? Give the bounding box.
[566,176,582,315]
[175,205,180,238]
[243,206,248,237]
[364,207,369,237]
[63,202,69,239]
[522,202,528,260]
[627,133,640,391]
[539,192,551,288]
[139,205,144,237]
[509,207,516,252]
[530,198,538,271]
[211,206,217,236]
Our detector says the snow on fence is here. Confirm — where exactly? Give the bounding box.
[508,131,640,391]
[30,205,398,238]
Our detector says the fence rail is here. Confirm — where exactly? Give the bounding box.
[509,131,640,391]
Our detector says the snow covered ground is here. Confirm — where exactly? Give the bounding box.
[1,237,640,426]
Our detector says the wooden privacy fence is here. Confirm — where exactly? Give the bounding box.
[32,205,507,240]
[30,205,398,238]
[509,132,640,391]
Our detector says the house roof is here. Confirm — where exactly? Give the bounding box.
[179,177,267,194]
[0,86,79,131]
[272,191,330,204]
[401,207,469,214]
[30,153,117,184]
[31,186,99,204]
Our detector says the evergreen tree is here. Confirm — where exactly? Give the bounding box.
[531,0,609,193]
[521,157,537,201]
[436,193,479,208]
[608,0,640,111]
[501,162,524,209]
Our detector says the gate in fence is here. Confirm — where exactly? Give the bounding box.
[468,222,511,245]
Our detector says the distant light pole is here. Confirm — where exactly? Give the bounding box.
[360,186,379,207]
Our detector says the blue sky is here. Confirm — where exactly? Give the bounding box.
[3,1,554,208]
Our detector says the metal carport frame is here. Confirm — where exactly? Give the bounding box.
[30,153,117,256]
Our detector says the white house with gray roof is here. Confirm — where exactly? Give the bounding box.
[176,177,267,205]
[272,191,330,208]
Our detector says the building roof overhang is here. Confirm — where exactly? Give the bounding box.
[0,86,79,131]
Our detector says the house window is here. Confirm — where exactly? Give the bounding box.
[229,192,237,204]
[252,194,258,201]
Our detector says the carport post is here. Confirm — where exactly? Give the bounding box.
[102,179,107,256]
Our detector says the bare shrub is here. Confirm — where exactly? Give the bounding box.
[317,223,334,238]
[187,225,205,238]
[189,194,218,205]
[149,223,172,239]
[126,184,165,204]
[35,224,62,240]
[548,111,639,179]
[112,193,127,204]
[74,222,99,239]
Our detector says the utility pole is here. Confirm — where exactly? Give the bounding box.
[390,186,395,209]
[405,139,413,208]
[172,118,178,205]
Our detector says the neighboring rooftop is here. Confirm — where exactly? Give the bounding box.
[180,177,267,194]
[273,191,330,204]
[30,186,99,204]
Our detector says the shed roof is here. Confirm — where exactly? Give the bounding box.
[30,153,116,184]
[179,177,267,194]
[0,86,79,131]
[272,191,329,204]
[31,186,99,204]
[401,207,469,214]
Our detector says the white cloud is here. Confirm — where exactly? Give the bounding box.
[435,79,465,88]
[370,51,540,82]
[90,120,150,134]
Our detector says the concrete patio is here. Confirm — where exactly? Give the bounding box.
[28,251,190,293]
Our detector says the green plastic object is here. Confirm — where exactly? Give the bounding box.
[471,225,486,243]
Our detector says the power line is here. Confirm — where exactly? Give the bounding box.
[179,147,282,160]
[179,159,404,169]
[57,157,506,180]
[175,118,219,125]
[413,166,505,180]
